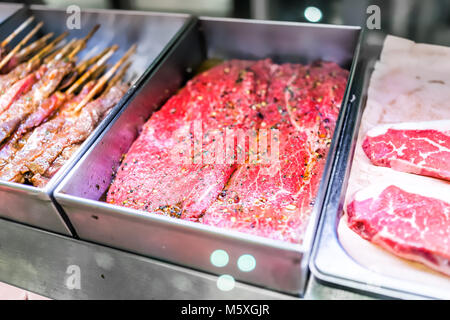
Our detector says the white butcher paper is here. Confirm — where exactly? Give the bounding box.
[339,34,450,292]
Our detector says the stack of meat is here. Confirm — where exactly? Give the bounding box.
[0,17,134,187]
[107,58,349,244]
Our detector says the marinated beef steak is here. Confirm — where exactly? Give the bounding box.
[347,184,450,276]
[107,60,268,220]
[362,120,450,181]
[0,82,127,184]
[107,59,349,243]
[201,62,348,243]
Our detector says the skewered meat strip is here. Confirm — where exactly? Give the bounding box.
[0,17,35,62]
[1,33,53,74]
[26,82,128,178]
[0,20,131,187]
[0,91,66,169]
[0,49,105,170]
[0,81,95,181]
[0,73,36,115]
[0,32,68,101]
[31,143,81,187]
[0,21,44,72]
[0,59,41,94]
[0,82,127,184]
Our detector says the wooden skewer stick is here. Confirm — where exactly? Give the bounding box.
[90,64,107,81]
[64,64,108,95]
[44,39,76,63]
[103,61,131,94]
[58,46,111,92]
[66,44,118,95]
[0,16,35,48]
[75,46,114,75]
[73,44,136,113]
[67,24,101,60]
[30,31,68,63]
[17,32,53,60]
[0,21,44,70]
[84,24,100,42]
[44,38,77,64]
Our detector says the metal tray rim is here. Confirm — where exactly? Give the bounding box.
[198,15,362,30]
[309,46,449,300]
[30,4,192,19]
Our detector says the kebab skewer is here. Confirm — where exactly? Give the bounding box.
[0,24,99,118]
[0,25,101,146]
[0,31,68,97]
[0,17,35,60]
[0,43,116,169]
[29,50,132,181]
[0,19,134,187]
[0,23,98,97]
[0,21,44,71]
[58,45,117,91]
[73,44,136,113]
[0,33,67,117]
[1,32,53,73]
[31,68,130,187]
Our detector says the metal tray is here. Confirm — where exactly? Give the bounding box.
[310,43,449,300]
[0,3,22,24]
[54,17,362,295]
[0,5,192,235]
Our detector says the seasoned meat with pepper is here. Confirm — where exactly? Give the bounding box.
[107,59,348,243]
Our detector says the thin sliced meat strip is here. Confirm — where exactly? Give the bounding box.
[108,59,349,244]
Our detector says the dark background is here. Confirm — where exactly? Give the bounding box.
[2,0,450,47]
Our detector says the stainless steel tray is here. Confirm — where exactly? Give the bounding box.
[54,17,362,295]
[0,5,192,235]
[310,43,449,300]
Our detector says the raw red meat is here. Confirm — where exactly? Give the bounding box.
[107,59,349,243]
[362,121,450,181]
[107,60,268,220]
[0,73,36,115]
[0,81,126,184]
[201,61,348,243]
[346,184,450,276]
